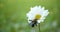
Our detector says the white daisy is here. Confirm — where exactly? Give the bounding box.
[26,6,49,24]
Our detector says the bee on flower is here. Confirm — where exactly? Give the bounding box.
[26,6,49,27]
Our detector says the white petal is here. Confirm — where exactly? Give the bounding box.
[37,20,41,23]
[26,6,49,23]
[42,7,45,10]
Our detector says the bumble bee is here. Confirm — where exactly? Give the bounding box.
[29,19,38,27]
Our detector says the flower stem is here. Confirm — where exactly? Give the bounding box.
[39,23,40,32]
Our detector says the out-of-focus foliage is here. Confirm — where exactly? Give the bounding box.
[0,0,60,32]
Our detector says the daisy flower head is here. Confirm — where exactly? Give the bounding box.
[26,6,49,27]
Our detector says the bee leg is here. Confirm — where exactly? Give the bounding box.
[34,21,38,26]
[35,24,37,26]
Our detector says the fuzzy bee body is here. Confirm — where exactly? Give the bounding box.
[29,19,38,27]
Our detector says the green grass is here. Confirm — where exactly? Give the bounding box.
[0,0,59,32]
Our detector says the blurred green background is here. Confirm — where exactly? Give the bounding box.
[0,0,60,32]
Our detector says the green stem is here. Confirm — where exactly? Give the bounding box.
[39,23,40,32]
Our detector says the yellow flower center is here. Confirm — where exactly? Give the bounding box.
[35,14,41,20]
